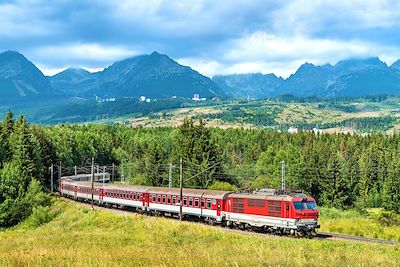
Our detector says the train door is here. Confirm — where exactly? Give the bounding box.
[74,186,77,200]
[142,193,148,211]
[284,202,290,218]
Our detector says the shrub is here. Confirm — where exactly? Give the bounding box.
[208,181,237,191]
[373,211,400,227]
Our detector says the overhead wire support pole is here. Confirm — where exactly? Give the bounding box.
[103,165,106,185]
[112,163,115,183]
[281,160,285,192]
[50,163,54,193]
[91,157,95,210]
[169,163,173,188]
[179,158,183,221]
[59,161,62,193]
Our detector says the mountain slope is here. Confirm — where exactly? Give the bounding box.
[0,51,53,104]
[215,57,400,98]
[212,73,283,98]
[49,67,97,95]
[87,52,221,99]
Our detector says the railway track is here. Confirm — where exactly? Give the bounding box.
[59,196,399,245]
[316,232,400,245]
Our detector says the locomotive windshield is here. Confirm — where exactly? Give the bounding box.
[293,201,317,211]
[305,201,317,210]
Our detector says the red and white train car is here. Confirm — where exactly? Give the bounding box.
[224,192,319,235]
[60,179,319,236]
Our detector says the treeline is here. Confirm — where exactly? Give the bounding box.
[44,118,400,213]
[1,113,400,227]
[0,112,54,227]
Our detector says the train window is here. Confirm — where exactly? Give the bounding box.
[129,194,133,199]
[124,193,127,199]
[162,195,166,203]
[183,197,187,206]
[189,197,193,207]
[176,197,180,204]
[152,195,156,202]
[207,200,212,209]
[306,201,317,210]
[172,196,176,204]
[167,195,171,204]
[157,195,161,203]
[201,199,205,208]
[293,202,305,210]
[194,198,199,207]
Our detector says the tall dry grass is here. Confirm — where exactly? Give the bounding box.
[0,202,399,266]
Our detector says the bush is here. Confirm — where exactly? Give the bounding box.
[208,181,237,191]
[27,206,60,228]
[373,211,400,226]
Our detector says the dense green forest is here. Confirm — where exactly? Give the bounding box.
[1,112,400,227]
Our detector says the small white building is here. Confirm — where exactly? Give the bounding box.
[288,127,298,134]
[139,96,146,102]
[192,94,200,101]
[312,128,323,134]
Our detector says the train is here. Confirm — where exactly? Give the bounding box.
[60,179,320,237]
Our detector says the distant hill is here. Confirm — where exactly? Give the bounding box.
[49,52,220,99]
[89,52,220,99]
[49,67,94,95]
[214,57,400,98]
[212,73,283,98]
[0,51,54,105]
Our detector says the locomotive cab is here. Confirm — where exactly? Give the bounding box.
[291,197,320,235]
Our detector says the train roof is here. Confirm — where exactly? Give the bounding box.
[103,183,150,193]
[228,193,294,201]
[63,180,231,198]
[147,187,231,199]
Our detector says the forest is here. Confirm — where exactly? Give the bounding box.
[0,111,399,227]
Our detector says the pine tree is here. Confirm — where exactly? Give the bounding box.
[10,114,35,184]
[0,111,14,165]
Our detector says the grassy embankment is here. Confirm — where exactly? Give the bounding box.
[319,207,400,241]
[0,201,399,266]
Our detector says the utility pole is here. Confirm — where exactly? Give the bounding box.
[169,163,173,188]
[179,158,183,221]
[281,160,285,192]
[59,161,62,192]
[91,157,95,210]
[103,165,106,185]
[50,163,54,193]
[112,163,115,183]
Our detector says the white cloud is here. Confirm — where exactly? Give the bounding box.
[31,43,140,64]
[272,0,400,35]
[36,65,104,76]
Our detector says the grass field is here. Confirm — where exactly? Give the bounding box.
[112,97,400,133]
[319,207,400,242]
[0,201,399,266]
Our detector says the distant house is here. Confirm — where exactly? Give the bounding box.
[139,96,146,102]
[312,128,323,134]
[288,127,298,134]
[192,94,200,101]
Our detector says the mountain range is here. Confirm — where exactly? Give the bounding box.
[0,51,220,108]
[1,50,400,109]
[213,57,400,98]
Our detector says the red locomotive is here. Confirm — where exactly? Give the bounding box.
[60,179,319,237]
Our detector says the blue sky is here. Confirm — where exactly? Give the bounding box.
[1,0,400,78]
